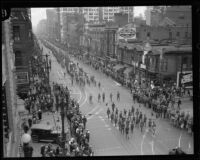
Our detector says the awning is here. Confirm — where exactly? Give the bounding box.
[124,67,133,77]
[113,64,124,72]
[118,67,127,73]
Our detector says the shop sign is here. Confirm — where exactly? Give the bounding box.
[16,72,29,84]
[140,64,146,69]
[177,71,192,88]
[118,26,136,41]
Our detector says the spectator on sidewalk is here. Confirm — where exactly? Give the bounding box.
[177,99,182,110]
[40,145,45,157]
[28,118,32,129]
[38,109,42,120]
[23,143,33,157]
[82,116,87,129]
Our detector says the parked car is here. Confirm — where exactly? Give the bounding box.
[31,124,66,145]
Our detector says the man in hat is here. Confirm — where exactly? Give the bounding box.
[28,118,32,129]
[23,143,33,157]
[82,116,87,129]
[86,130,90,142]
[40,145,46,157]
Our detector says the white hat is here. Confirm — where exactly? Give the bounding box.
[21,133,31,143]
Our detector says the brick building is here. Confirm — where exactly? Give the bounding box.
[146,6,191,27]
[11,8,35,95]
[115,15,192,86]
[145,45,192,86]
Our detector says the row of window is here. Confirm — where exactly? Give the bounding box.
[13,25,32,42]
[136,30,189,39]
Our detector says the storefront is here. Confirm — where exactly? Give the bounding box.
[113,64,125,78]
[123,66,133,86]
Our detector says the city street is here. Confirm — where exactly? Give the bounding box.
[39,39,194,155]
[2,6,194,158]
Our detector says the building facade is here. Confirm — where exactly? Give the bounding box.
[46,9,60,41]
[11,8,35,97]
[145,6,191,27]
[119,7,134,23]
[2,17,18,157]
[36,19,47,36]
[59,10,85,47]
[145,45,192,86]
[103,25,118,58]
[82,7,99,22]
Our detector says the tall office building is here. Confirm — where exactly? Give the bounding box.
[82,7,99,22]
[102,7,120,21]
[119,7,134,23]
[60,7,134,23]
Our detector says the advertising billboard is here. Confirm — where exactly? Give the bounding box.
[117,24,136,42]
[177,71,192,88]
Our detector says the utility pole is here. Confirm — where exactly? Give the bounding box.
[45,54,50,85]
[60,91,66,156]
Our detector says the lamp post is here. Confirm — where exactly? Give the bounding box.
[60,95,66,156]
[179,56,184,88]
[45,54,50,85]
[59,88,69,156]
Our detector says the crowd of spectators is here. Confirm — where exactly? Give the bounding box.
[132,86,193,134]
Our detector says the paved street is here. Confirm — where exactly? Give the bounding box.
[40,39,193,155]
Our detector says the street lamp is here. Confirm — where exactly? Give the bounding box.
[60,95,66,156]
[59,88,69,156]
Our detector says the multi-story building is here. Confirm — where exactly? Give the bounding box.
[102,7,120,21]
[103,23,118,58]
[60,7,80,14]
[87,24,105,56]
[36,19,47,36]
[59,10,85,47]
[11,8,35,97]
[163,6,191,26]
[145,6,191,27]
[114,12,128,27]
[116,19,192,86]
[2,8,38,157]
[46,9,60,41]
[145,45,192,87]
[119,7,134,23]
[2,15,18,158]
[82,7,99,22]
[59,7,134,23]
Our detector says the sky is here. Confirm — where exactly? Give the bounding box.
[31,7,146,27]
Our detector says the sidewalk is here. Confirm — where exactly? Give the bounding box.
[10,96,26,157]
[179,100,193,116]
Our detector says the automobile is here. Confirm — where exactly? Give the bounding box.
[31,123,66,144]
